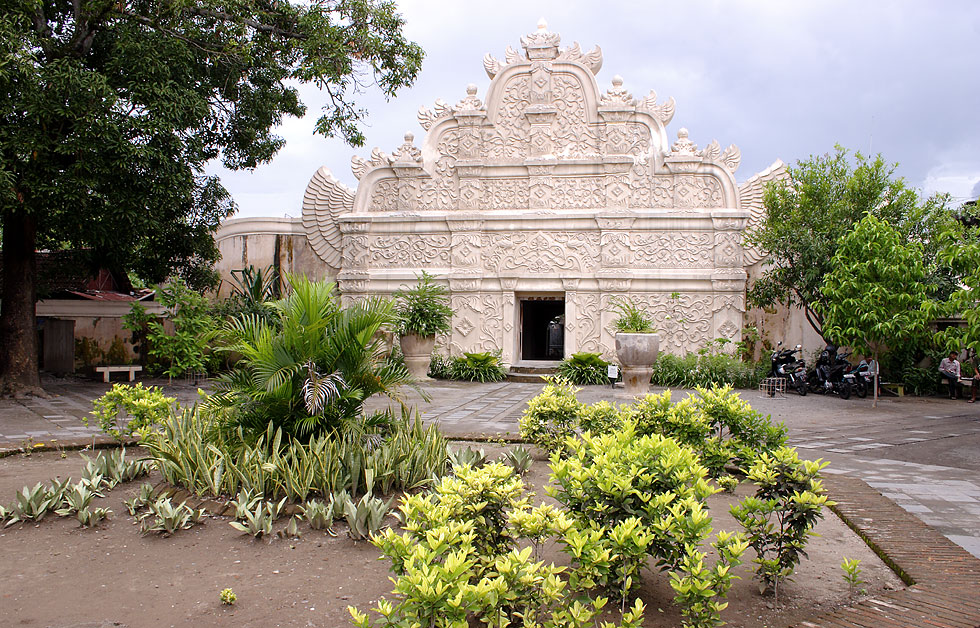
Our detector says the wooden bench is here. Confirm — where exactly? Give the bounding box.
[879,381,905,397]
[95,365,143,383]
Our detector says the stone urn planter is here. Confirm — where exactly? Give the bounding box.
[400,333,436,380]
[615,332,660,396]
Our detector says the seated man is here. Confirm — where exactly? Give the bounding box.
[938,351,960,400]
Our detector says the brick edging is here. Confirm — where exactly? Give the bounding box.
[794,474,980,627]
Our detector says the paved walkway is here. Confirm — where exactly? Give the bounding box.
[3,376,980,561]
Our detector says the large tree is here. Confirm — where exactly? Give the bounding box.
[747,146,955,340]
[0,0,423,396]
[819,212,932,407]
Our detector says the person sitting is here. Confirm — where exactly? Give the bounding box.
[965,351,979,404]
[938,351,961,400]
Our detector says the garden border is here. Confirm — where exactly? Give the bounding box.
[796,474,980,627]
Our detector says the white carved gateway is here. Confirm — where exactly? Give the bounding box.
[302,21,779,363]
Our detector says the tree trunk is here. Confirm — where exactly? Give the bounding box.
[0,210,45,397]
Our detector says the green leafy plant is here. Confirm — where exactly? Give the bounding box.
[204,275,412,443]
[88,383,176,440]
[519,378,584,452]
[450,351,507,383]
[651,351,768,390]
[228,501,275,539]
[577,400,626,435]
[124,483,157,516]
[730,448,833,601]
[556,352,611,385]
[230,488,263,520]
[137,277,218,380]
[426,353,454,379]
[448,445,487,469]
[220,588,237,606]
[105,337,131,365]
[500,445,533,476]
[300,499,336,532]
[344,493,392,541]
[140,497,204,536]
[716,476,739,494]
[669,531,747,628]
[608,296,656,334]
[143,405,447,501]
[392,271,453,337]
[840,557,865,597]
[80,448,152,488]
[5,482,61,525]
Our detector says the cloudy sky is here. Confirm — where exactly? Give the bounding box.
[210,0,980,219]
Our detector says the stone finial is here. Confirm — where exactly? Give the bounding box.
[456,84,483,111]
[393,132,422,162]
[671,128,701,156]
[600,75,634,106]
[520,18,561,60]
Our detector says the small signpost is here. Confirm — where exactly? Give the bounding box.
[607,364,619,388]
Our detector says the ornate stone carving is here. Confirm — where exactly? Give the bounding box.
[479,293,503,352]
[713,232,743,268]
[574,293,602,353]
[350,148,391,181]
[368,235,452,267]
[630,233,714,268]
[302,167,355,269]
[556,40,603,74]
[673,175,724,209]
[637,90,676,126]
[600,75,634,106]
[739,160,788,265]
[483,232,601,274]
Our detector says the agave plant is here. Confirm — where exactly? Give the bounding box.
[344,493,392,540]
[139,497,204,535]
[205,275,413,444]
[6,482,60,525]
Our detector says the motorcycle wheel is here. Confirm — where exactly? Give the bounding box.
[854,380,867,398]
[839,381,852,400]
[796,380,807,396]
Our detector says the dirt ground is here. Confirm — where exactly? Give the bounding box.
[0,447,904,628]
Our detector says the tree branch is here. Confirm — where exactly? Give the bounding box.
[178,6,307,41]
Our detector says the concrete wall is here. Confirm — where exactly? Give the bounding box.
[214,217,333,298]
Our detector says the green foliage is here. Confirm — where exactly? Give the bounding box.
[669,531,747,628]
[220,588,237,606]
[393,272,453,337]
[500,445,533,476]
[139,497,204,536]
[449,351,507,383]
[124,483,157,516]
[300,499,336,532]
[730,448,833,600]
[819,212,933,404]
[448,445,487,469]
[205,275,411,443]
[426,353,455,379]
[142,405,447,500]
[930,214,980,357]
[578,400,627,435]
[79,448,152,489]
[140,278,219,379]
[88,383,176,440]
[230,497,286,538]
[353,462,643,628]
[519,378,585,452]
[5,482,61,526]
[716,476,739,494]
[105,337,131,365]
[901,365,940,397]
[840,557,865,596]
[549,423,716,573]
[651,351,768,390]
[747,146,956,338]
[608,296,656,334]
[557,352,611,385]
[344,493,394,540]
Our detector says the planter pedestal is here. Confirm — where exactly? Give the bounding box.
[400,334,436,380]
[615,332,660,396]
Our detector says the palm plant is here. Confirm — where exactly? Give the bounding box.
[205,275,412,444]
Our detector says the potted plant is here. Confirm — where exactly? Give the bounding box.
[609,296,659,395]
[393,271,453,379]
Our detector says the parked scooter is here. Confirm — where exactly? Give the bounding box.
[846,359,874,399]
[807,345,852,399]
[769,342,808,396]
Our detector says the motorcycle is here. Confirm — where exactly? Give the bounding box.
[807,345,852,400]
[769,342,808,396]
[846,359,874,399]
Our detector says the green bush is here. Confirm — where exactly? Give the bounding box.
[205,275,412,443]
[731,447,833,601]
[556,352,610,385]
[902,365,939,396]
[392,271,453,337]
[141,405,448,501]
[608,296,656,333]
[88,383,176,440]
[519,378,584,451]
[449,351,506,383]
[353,462,645,628]
[427,353,454,379]
[651,352,767,389]
[577,400,626,435]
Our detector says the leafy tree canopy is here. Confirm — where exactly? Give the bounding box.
[747,146,957,339]
[819,212,933,405]
[0,0,423,395]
